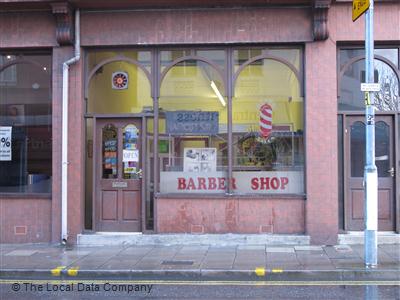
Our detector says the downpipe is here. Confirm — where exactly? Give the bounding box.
[61,9,80,245]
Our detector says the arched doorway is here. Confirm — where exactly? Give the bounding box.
[338,50,400,231]
[85,51,152,232]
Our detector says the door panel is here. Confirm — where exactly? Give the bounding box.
[122,191,140,220]
[351,190,363,219]
[345,115,395,231]
[102,191,118,220]
[95,118,142,232]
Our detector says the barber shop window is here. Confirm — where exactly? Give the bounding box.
[156,47,304,195]
[159,54,228,194]
[0,54,52,193]
[232,48,304,194]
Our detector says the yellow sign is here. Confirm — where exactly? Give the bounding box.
[352,0,370,22]
[365,92,371,106]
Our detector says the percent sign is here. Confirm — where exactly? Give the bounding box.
[1,137,11,147]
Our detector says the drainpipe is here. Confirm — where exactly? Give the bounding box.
[61,9,80,244]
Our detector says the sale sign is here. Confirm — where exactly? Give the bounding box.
[0,126,12,161]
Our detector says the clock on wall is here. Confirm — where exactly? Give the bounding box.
[112,71,128,90]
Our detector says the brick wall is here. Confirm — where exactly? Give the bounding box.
[0,198,51,243]
[156,197,305,234]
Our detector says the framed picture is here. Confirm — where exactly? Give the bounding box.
[183,148,217,172]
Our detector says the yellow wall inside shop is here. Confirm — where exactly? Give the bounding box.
[88,52,152,114]
[88,55,303,132]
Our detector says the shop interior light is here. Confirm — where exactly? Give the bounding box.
[210,80,226,107]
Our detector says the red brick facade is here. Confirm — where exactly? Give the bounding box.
[0,1,399,245]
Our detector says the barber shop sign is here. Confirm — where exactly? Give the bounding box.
[160,171,303,194]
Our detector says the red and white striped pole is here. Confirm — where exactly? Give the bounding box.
[260,103,273,139]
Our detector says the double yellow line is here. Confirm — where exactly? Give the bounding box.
[0,279,398,286]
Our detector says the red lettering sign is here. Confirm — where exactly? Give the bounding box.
[177,176,290,191]
[280,177,289,190]
[250,177,289,190]
[178,178,186,190]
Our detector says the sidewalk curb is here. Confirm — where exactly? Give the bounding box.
[1,268,399,282]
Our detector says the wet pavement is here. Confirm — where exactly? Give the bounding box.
[0,243,399,281]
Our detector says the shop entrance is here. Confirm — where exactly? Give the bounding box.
[344,115,395,231]
[94,118,142,232]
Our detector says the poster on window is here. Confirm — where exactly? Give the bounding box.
[183,148,216,172]
[0,126,12,161]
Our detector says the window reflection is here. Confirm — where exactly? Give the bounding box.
[375,121,390,177]
[339,49,400,112]
[0,54,52,193]
[350,121,365,178]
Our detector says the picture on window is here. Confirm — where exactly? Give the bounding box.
[183,148,217,172]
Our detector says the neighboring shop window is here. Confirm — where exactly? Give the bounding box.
[232,50,304,194]
[87,50,152,114]
[339,48,400,111]
[0,54,52,193]
[159,58,228,194]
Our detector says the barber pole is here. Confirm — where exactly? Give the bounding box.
[260,103,272,138]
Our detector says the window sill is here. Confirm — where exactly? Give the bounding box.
[0,193,51,199]
[155,193,306,199]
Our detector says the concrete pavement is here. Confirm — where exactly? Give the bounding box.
[0,243,399,281]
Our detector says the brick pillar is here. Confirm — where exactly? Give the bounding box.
[51,47,85,243]
[68,49,85,244]
[305,40,338,245]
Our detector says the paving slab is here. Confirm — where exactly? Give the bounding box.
[334,245,353,252]
[266,247,295,253]
[330,258,365,267]
[179,245,210,252]
[294,245,323,251]
[201,251,236,270]
[350,245,398,263]
[324,246,360,259]
[267,252,298,262]
[237,245,266,251]
[98,256,143,270]
[4,250,38,256]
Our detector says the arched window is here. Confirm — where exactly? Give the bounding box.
[159,56,228,194]
[232,50,304,194]
[339,49,400,112]
[86,51,152,114]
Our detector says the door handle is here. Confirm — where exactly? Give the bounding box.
[387,167,395,177]
[137,169,143,179]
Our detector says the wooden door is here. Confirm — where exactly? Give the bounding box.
[94,118,142,232]
[345,115,395,231]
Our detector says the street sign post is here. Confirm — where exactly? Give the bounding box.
[352,0,370,22]
[358,0,378,268]
[353,0,377,269]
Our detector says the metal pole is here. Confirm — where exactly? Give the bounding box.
[364,0,378,268]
